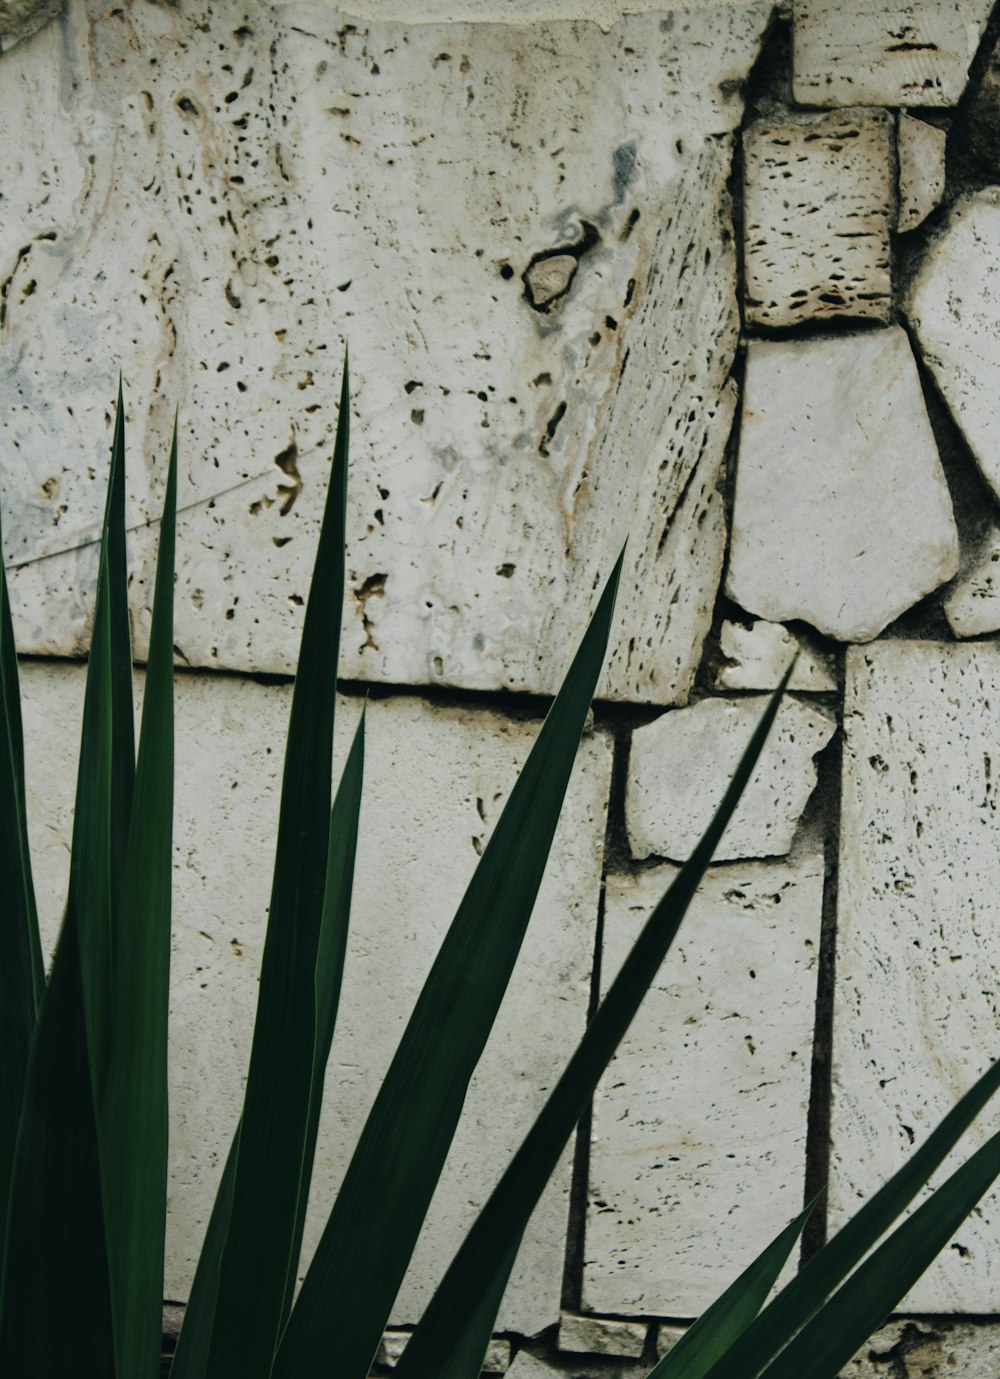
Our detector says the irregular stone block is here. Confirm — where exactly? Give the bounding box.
[897,114,946,233]
[957,26,1000,181]
[17,664,612,1334]
[506,1352,645,1379]
[909,191,1000,505]
[727,330,959,642]
[558,1314,648,1358]
[583,858,822,1316]
[0,1,771,705]
[713,620,836,693]
[743,109,893,328]
[791,1,993,107]
[655,1324,687,1359]
[832,643,1000,1310]
[840,1318,1000,1378]
[626,697,835,863]
[944,525,1000,638]
[0,0,62,53]
[374,1331,509,1372]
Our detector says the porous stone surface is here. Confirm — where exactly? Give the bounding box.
[743,109,893,328]
[626,697,835,863]
[0,0,771,705]
[832,643,1000,1311]
[655,1325,687,1359]
[897,114,947,233]
[506,1352,646,1379]
[583,858,822,1316]
[17,662,612,1334]
[557,1314,648,1358]
[944,524,1000,638]
[909,192,1000,505]
[713,619,836,693]
[791,0,993,107]
[726,330,959,643]
[840,1318,1000,1378]
[376,1331,510,1372]
[0,0,62,52]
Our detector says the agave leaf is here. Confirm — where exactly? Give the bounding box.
[645,1202,815,1379]
[0,494,43,1264]
[699,1054,1000,1379]
[389,668,793,1379]
[205,363,350,1379]
[272,554,626,1379]
[758,1126,1000,1379]
[100,427,177,1379]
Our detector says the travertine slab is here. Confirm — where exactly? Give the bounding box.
[840,1319,1000,1378]
[727,331,959,642]
[897,114,946,233]
[0,0,771,704]
[18,663,612,1333]
[944,524,1000,638]
[909,192,1000,505]
[791,1,993,107]
[583,859,822,1316]
[743,110,893,328]
[713,619,836,693]
[558,1315,648,1358]
[627,697,835,863]
[833,643,1000,1310]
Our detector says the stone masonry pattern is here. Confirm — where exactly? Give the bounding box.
[6,1,1000,1375]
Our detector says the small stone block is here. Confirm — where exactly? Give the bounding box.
[713,620,836,693]
[944,526,1000,638]
[655,1325,688,1360]
[743,109,893,328]
[897,114,946,233]
[558,1314,648,1357]
[840,1319,1000,1378]
[484,1339,512,1373]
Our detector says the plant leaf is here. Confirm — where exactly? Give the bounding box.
[758,1126,1000,1379]
[0,491,43,1266]
[205,362,350,1379]
[390,668,793,1379]
[100,425,177,1379]
[646,1202,815,1379]
[700,1054,1000,1379]
[273,549,624,1379]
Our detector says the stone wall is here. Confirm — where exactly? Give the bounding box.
[4,0,1000,1374]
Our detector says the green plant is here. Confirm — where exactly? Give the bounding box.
[1,367,999,1379]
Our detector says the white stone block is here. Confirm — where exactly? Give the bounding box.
[909,191,1000,505]
[583,858,822,1316]
[944,525,1000,638]
[17,663,612,1334]
[840,1319,1000,1378]
[655,1324,687,1359]
[727,330,959,643]
[558,1314,648,1357]
[791,1,993,107]
[897,114,947,233]
[743,109,893,328]
[0,1,771,705]
[713,620,836,693]
[626,697,835,863]
[832,643,1000,1310]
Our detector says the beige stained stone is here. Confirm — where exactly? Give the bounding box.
[583,859,822,1317]
[897,114,947,233]
[713,619,836,693]
[840,1318,1000,1378]
[506,1352,646,1379]
[626,696,835,863]
[0,0,771,706]
[832,643,1000,1311]
[18,663,612,1334]
[376,1332,510,1371]
[791,1,993,107]
[944,524,1000,638]
[908,191,1000,506]
[655,1324,687,1359]
[726,330,959,643]
[557,1314,648,1358]
[742,109,893,328]
[0,0,62,51]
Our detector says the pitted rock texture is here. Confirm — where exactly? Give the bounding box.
[742,109,893,328]
[626,696,834,863]
[0,0,62,51]
[832,643,1000,1311]
[908,191,1000,505]
[18,663,612,1334]
[944,523,1000,638]
[897,113,946,232]
[713,619,836,693]
[506,1353,646,1379]
[727,330,959,642]
[791,0,994,107]
[840,1319,1000,1378]
[0,0,771,705]
[558,1315,648,1358]
[377,1331,510,1372]
[583,859,822,1316]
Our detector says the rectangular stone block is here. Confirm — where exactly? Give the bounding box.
[18,663,612,1334]
[832,643,1000,1311]
[583,858,822,1316]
